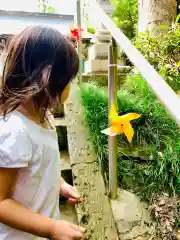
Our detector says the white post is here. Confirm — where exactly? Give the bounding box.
[76,0,83,84]
[108,38,118,199]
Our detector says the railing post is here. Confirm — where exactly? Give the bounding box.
[108,37,118,199]
[76,0,83,84]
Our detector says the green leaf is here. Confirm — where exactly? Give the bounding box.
[160,25,171,30]
[175,14,180,24]
[47,6,55,13]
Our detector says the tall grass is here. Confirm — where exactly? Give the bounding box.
[80,75,180,201]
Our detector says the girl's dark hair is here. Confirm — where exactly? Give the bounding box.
[0,25,79,117]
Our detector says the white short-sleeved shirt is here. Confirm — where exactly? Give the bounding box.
[0,111,61,240]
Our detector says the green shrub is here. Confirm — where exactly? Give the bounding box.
[37,0,55,13]
[110,0,138,39]
[135,18,180,92]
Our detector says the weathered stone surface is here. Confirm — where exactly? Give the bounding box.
[64,83,96,165]
[177,231,180,240]
[64,81,119,240]
[84,59,126,74]
[111,189,153,240]
[72,162,118,240]
[59,201,78,225]
[88,42,109,60]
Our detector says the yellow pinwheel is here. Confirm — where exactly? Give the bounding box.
[101,104,141,143]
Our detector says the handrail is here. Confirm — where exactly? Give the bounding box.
[89,1,180,127]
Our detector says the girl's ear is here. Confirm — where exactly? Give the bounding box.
[61,83,71,104]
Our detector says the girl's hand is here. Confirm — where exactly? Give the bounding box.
[60,182,82,205]
[50,220,85,240]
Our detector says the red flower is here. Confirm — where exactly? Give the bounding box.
[70,24,83,41]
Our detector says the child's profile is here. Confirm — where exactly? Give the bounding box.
[0,25,85,240]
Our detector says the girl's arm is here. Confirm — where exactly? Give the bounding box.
[0,167,53,238]
[0,168,85,239]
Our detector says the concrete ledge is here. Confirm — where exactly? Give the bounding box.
[64,83,96,165]
[73,162,118,240]
[64,81,118,240]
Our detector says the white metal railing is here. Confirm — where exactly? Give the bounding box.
[77,0,180,199]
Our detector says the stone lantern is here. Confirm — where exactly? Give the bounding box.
[84,27,125,74]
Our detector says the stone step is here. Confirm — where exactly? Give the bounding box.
[57,126,68,151]
[60,151,71,171]
[59,201,78,224]
[59,151,78,225]
[59,151,73,203]
[59,152,78,224]
[54,117,67,127]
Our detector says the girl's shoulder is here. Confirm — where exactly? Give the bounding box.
[0,111,28,136]
[0,112,33,168]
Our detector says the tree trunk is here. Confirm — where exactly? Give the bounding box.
[138,0,177,34]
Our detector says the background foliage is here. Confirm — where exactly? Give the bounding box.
[37,0,55,13]
[134,16,180,93]
[110,0,138,39]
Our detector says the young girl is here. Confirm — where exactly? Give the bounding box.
[0,26,85,239]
